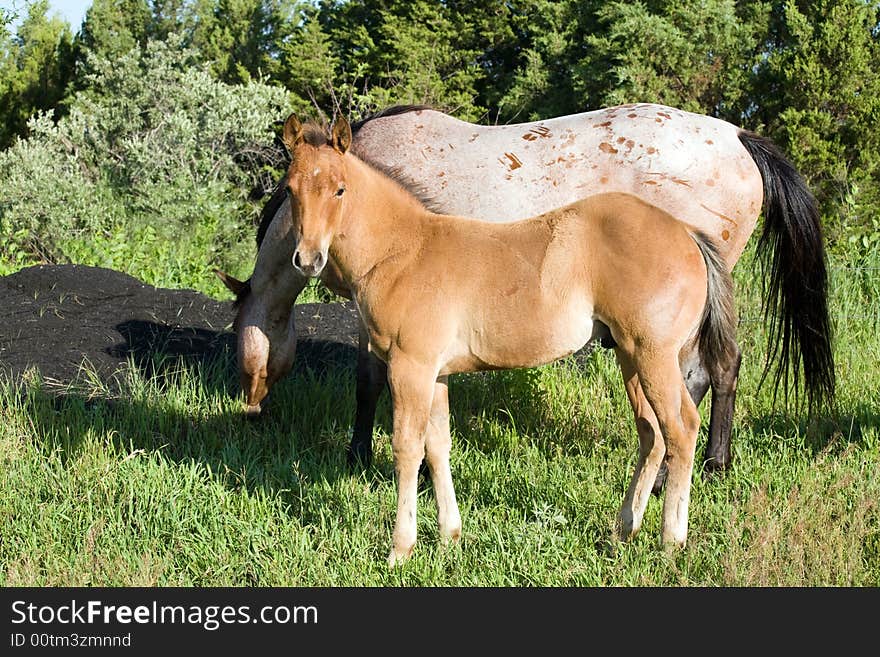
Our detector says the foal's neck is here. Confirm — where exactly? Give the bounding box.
[333,154,436,283]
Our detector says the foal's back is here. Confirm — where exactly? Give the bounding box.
[397,192,709,374]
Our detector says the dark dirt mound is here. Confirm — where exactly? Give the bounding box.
[0,264,360,392]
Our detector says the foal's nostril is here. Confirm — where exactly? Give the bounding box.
[314,251,325,271]
[293,251,302,270]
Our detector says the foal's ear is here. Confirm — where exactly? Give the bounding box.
[214,269,249,297]
[331,115,352,154]
[282,113,303,155]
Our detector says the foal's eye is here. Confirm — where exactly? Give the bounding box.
[335,186,346,198]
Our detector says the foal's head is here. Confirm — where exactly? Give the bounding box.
[282,113,352,278]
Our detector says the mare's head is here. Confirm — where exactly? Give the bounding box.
[213,114,352,417]
[215,264,298,419]
[282,113,352,279]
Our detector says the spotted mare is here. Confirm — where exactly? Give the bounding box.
[218,104,835,492]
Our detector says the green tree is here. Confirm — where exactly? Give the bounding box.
[494,0,588,121]
[753,0,880,250]
[574,0,767,121]
[0,36,290,292]
[278,4,338,118]
[74,0,152,68]
[0,0,74,148]
[302,0,489,120]
[189,0,297,84]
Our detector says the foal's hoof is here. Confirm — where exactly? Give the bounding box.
[346,440,373,470]
[244,403,262,420]
[651,462,668,497]
[388,545,414,568]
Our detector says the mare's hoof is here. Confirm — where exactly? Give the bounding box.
[244,404,262,420]
[346,439,373,470]
[702,454,732,476]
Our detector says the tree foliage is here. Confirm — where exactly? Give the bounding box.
[0,0,73,148]
[753,0,880,248]
[1,0,879,290]
[0,36,289,292]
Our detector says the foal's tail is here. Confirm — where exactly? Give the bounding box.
[692,232,738,373]
[737,130,835,411]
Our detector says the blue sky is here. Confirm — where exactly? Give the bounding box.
[47,0,91,29]
[2,1,92,30]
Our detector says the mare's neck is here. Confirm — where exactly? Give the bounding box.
[331,154,433,285]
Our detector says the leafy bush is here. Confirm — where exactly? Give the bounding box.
[0,35,289,295]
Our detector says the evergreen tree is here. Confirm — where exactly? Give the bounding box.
[754,0,880,248]
[190,0,297,84]
[307,0,488,120]
[576,0,766,121]
[0,0,74,148]
[74,0,153,67]
[494,0,589,121]
[279,4,338,118]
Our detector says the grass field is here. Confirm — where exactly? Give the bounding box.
[1,246,878,586]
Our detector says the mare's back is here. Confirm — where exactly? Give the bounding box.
[349,105,759,268]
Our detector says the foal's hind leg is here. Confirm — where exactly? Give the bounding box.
[651,339,740,494]
[650,344,710,494]
[347,324,388,468]
[635,352,702,548]
[614,350,667,541]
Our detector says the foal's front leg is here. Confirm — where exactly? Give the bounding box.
[424,376,461,546]
[386,354,437,566]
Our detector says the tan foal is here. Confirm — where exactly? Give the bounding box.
[279,114,737,565]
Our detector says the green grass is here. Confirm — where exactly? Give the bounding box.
[1,247,879,586]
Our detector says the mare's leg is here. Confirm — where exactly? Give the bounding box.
[703,343,742,473]
[614,349,667,541]
[347,324,388,468]
[386,353,436,566]
[635,351,702,548]
[423,375,462,545]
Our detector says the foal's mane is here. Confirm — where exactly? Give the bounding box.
[255,105,439,250]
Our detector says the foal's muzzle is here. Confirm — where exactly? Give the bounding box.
[292,248,326,277]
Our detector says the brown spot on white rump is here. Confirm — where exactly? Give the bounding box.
[701,203,738,226]
[499,152,523,171]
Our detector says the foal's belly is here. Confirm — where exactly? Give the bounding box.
[439,302,598,375]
